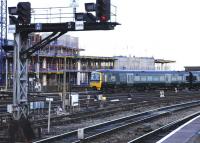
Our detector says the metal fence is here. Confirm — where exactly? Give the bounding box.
[31,4,117,23]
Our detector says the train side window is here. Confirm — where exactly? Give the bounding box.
[119,73,126,82]
[111,75,116,82]
[172,74,180,81]
[197,75,200,81]
[127,74,134,83]
[152,76,159,81]
[147,76,152,81]
[135,76,140,81]
[172,76,177,81]
[141,76,146,81]
[177,76,182,81]
[160,76,165,81]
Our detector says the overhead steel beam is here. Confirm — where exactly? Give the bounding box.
[20,32,66,58]
[16,22,119,33]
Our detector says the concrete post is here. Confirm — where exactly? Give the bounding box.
[62,57,66,111]
[77,60,81,85]
[42,75,47,86]
[42,58,46,69]
[5,58,8,90]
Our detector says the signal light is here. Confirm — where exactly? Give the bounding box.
[85,3,96,12]
[96,0,110,22]
[100,16,107,22]
[8,7,17,15]
[17,2,31,24]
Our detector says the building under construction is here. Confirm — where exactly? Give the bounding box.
[4,34,115,91]
[2,33,176,91]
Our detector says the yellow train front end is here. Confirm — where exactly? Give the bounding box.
[90,71,102,90]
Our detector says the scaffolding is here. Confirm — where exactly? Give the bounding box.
[5,33,116,92]
[0,0,7,86]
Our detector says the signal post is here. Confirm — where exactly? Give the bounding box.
[7,0,119,141]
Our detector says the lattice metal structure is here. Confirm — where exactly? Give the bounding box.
[10,0,119,120]
[0,0,7,86]
[13,33,29,120]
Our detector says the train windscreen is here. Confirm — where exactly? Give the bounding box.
[91,72,100,81]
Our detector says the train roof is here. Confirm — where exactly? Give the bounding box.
[95,69,190,74]
[190,71,200,73]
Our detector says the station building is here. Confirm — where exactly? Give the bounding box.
[114,56,155,70]
[114,56,175,71]
[155,59,176,70]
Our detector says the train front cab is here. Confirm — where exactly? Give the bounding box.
[90,71,102,90]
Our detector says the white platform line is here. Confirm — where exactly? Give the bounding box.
[156,115,200,143]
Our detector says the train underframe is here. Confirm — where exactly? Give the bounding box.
[101,82,200,93]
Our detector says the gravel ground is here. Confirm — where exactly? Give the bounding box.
[86,105,200,143]
[41,101,167,137]
[42,98,200,143]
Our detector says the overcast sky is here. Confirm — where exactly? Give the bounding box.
[8,0,200,70]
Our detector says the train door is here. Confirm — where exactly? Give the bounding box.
[127,73,134,84]
[165,74,172,84]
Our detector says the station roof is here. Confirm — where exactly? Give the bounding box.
[75,56,116,61]
[184,66,200,71]
[155,59,176,64]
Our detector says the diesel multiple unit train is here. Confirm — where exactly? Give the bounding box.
[90,69,200,91]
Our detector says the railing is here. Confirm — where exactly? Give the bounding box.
[29,65,78,73]
[32,6,74,23]
[29,65,114,73]
[31,4,117,24]
[32,52,78,57]
[81,66,114,71]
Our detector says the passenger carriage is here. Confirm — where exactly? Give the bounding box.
[90,69,200,91]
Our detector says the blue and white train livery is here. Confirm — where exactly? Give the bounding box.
[90,69,200,91]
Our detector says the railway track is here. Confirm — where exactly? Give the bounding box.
[0,91,200,121]
[33,100,200,143]
[1,91,200,130]
[1,91,200,142]
[0,90,200,109]
[28,94,200,128]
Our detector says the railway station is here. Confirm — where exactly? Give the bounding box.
[0,0,200,143]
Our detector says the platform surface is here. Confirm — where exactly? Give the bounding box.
[157,115,200,143]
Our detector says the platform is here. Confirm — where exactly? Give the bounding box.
[157,115,200,143]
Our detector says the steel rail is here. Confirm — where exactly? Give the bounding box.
[31,95,200,129]
[33,100,200,143]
